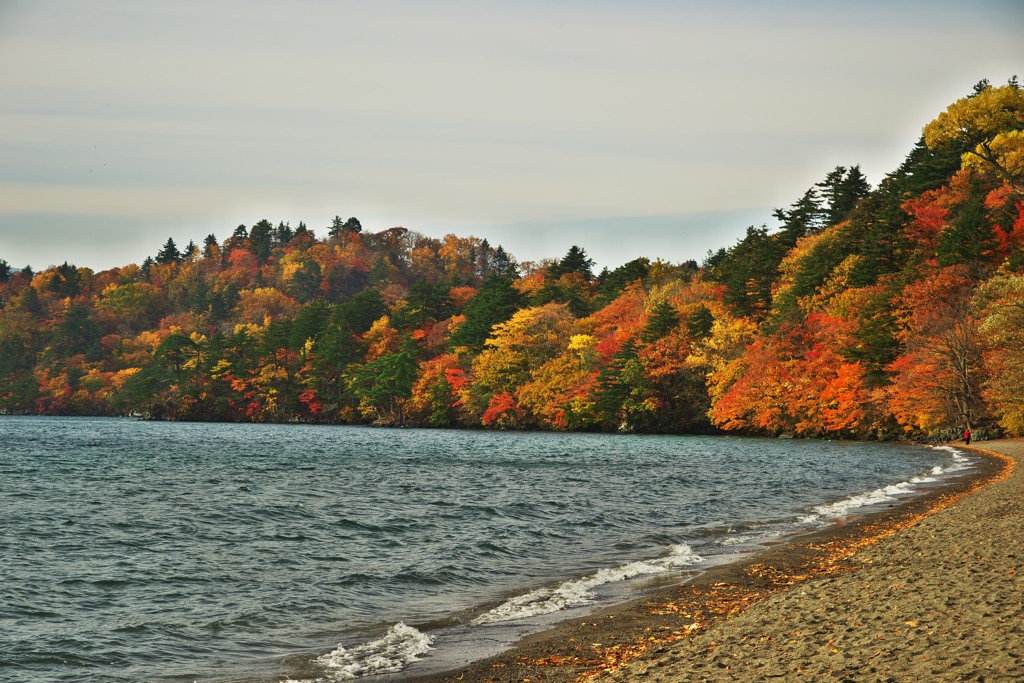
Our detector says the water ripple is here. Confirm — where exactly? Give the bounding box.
[0,416,962,683]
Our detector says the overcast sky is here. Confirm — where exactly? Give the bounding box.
[2,1,1022,273]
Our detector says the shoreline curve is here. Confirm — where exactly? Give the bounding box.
[402,440,1021,682]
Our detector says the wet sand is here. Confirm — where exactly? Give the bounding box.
[406,440,1022,682]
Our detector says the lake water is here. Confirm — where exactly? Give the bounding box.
[0,417,973,682]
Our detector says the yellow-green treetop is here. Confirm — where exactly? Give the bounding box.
[924,84,1024,189]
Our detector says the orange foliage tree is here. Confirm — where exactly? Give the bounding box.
[886,265,987,434]
[406,353,468,427]
[709,313,874,437]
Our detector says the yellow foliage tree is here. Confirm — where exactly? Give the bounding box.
[924,84,1024,190]
[518,334,598,430]
[235,287,298,325]
[976,270,1024,433]
[465,303,577,423]
[363,315,401,361]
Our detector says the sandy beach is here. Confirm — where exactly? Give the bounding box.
[408,440,1023,682]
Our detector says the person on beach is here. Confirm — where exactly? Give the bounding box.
[964,427,972,445]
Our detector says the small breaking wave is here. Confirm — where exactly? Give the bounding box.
[285,622,434,682]
[799,485,911,522]
[472,544,701,625]
[800,446,973,523]
[928,445,972,474]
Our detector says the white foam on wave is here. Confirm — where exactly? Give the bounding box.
[719,535,751,546]
[800,485,907,523]
[718,529,777,547]
[799,445,973,524]
[929,445,972,474]
[284,622,434,682]
[472,544,701,625]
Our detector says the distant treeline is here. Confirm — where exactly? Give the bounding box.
[2,79,1023,439]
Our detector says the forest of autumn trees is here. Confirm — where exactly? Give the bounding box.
[2,80,1024,440]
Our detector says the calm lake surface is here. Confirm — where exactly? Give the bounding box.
[0,416,972,682]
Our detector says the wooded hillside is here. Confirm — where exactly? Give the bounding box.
[2,79,1023,439]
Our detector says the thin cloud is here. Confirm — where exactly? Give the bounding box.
[1,0,1022,270]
